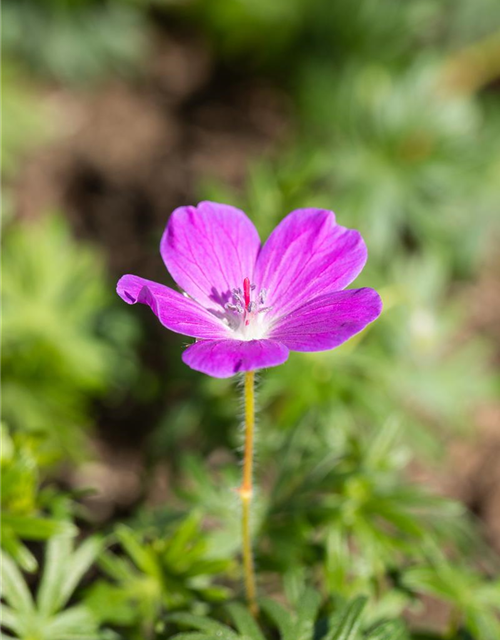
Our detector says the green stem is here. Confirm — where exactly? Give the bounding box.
[238,371,258,616]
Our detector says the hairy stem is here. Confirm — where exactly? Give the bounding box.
[239,371,258,615]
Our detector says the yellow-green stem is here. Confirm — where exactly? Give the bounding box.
[239,371,258,616]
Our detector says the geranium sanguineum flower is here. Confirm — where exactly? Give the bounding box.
[117,202,382,378]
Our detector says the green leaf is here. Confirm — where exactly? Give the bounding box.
[325,597,367,640]
[295,589,322,640]
[168,612,237,638]
[365,620,408,640]
[59,536,103,610]
[171,635,222,640]
[260,597,294,639]
[0,604,23,634]
[1,514,76,540]
[97,548,135,582]
[0,550,35,614]
[226,602,266,640]
[37,534,73,615]
[164,512,202,565]
[1,527,38,572]
[37,534,101,616]
[44,605,99,639]
[115,525,159,577]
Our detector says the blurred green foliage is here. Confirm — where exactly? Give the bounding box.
[404,562,500,639]
[2,215,139,461]
[166,591,408,640]
[2,0,500,637]
[171,418,500,627]
[1,63,51,183]
[86,514,232,636]
[1,61,54,223]
[0,426,76,572]
[201,63,499,454]
[2,0,147,86]
[1,534,103,640]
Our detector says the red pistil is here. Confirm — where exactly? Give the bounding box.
[243,277,251,310]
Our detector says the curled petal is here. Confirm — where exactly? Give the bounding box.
[269,288,382,351]
[161,201,261,312]
[117,274,230,339]
[182,339,289,378]
[254,208,367,318]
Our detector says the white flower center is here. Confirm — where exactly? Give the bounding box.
[223,277,272,341]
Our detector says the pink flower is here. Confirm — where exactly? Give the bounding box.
[117,202,382,378]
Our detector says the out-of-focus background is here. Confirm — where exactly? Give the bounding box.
[2,1,500,638]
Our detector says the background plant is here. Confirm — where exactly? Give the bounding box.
[1,0,499,637]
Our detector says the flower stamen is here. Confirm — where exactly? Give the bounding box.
[224,278,271,339]
[232,288,243,304]
[226,302,243,313]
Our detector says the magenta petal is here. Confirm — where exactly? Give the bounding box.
[161,201,261,311]
[182,339,289,378]
[269,288,382,351]
[254,208,367,318]
[117,275,230,339]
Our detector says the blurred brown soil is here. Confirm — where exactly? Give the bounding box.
[13,32,290,282]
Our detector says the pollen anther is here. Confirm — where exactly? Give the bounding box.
[226,302,243,313]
